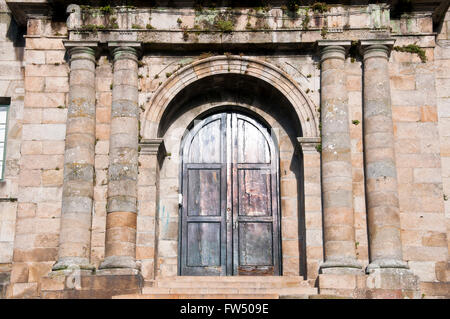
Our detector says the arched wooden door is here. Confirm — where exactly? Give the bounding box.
[180,112,280,276]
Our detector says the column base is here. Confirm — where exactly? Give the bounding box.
[52,257,96,271]
[320,258,363,274]
[99,256,139,270]
[366,259,409,273]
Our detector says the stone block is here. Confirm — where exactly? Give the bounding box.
[404,246,448,261]
[391,75,415,90]
[413,168,442,183]
[282,240,299,257]
[318,274,358,290]
[28,262,53,282]
[13,248,58,263]
[420,282,450,297]
[46,51,66,64]
[40,275,65,291]
[136,246,155,260]
[24,76,45,92]
[10,263,28,283]
[366,269,419,291]
[19,169,41,187]
[0,242,13,264]
[421,232,447,247]
[45,77,69,93]
[420,106,438,122]
[24,92,66,108]
[365,289,403,299]
[26,38,64,50]
[0,220,15,242]
[23,123,66,141]
[408,261,437,282]
[17,203,36,218]
[23,108,42,124]
[36,202,61,218]
[25,50,45,64]
[42,169,63,186]
[25,64,68,77]
[42,141,65,155]
[392,106,420,122]
[158,240,177,258]
[9,282,38,298]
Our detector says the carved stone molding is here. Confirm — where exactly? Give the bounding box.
[140,138,166,157]
[297,137,321,153]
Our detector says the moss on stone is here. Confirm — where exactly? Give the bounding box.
[311,2,329,14]
[320,26,328,39]
[393,44,427,63]
[215,19,234,32]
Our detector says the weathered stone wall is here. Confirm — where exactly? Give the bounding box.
[433,7,450,292]
[8,16,67,298]
[389,13,448,287]
[0,0,24,296]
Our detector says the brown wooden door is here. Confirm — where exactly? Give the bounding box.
[180,112,280,276]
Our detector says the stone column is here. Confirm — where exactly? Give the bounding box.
[318,40,361,273]
[100,43,141,270]
[361,40,408,271]
[53,42,98,271]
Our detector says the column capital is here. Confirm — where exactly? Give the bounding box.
[360,39,395,60]
[108,42,142,61]
[297,137,321,153]
[317,40,352,47]
[317,40,351,63]
[140,138,167,157]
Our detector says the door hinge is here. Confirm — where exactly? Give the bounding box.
[178,193,183,207]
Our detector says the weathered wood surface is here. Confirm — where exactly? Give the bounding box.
[180,112,280,276]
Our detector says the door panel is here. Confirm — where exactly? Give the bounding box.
[237,118,270,164]
[238,222,273,266]
[188,169,222,216]
[238,168,272,217]
[181,114,227,276]
[189,118,222,163]
[187,222,221,266]
[180,112,280,276]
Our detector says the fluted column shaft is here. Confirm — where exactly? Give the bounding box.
[362,42,408,271]
[53,45,97,270]
[319,41,361,272]
[100,45,140,269]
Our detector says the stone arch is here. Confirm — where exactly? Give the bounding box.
[142,55,319,139]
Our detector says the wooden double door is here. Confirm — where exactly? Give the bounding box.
[180,112,280,276]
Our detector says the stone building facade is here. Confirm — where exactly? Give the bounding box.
[0,0,449,299]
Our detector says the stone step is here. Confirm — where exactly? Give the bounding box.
[154,280,311,289]
[150,276,305,282]
[113,293,280,299]
[141,286,318,295]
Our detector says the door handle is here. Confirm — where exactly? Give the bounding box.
[233,220,238,230]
